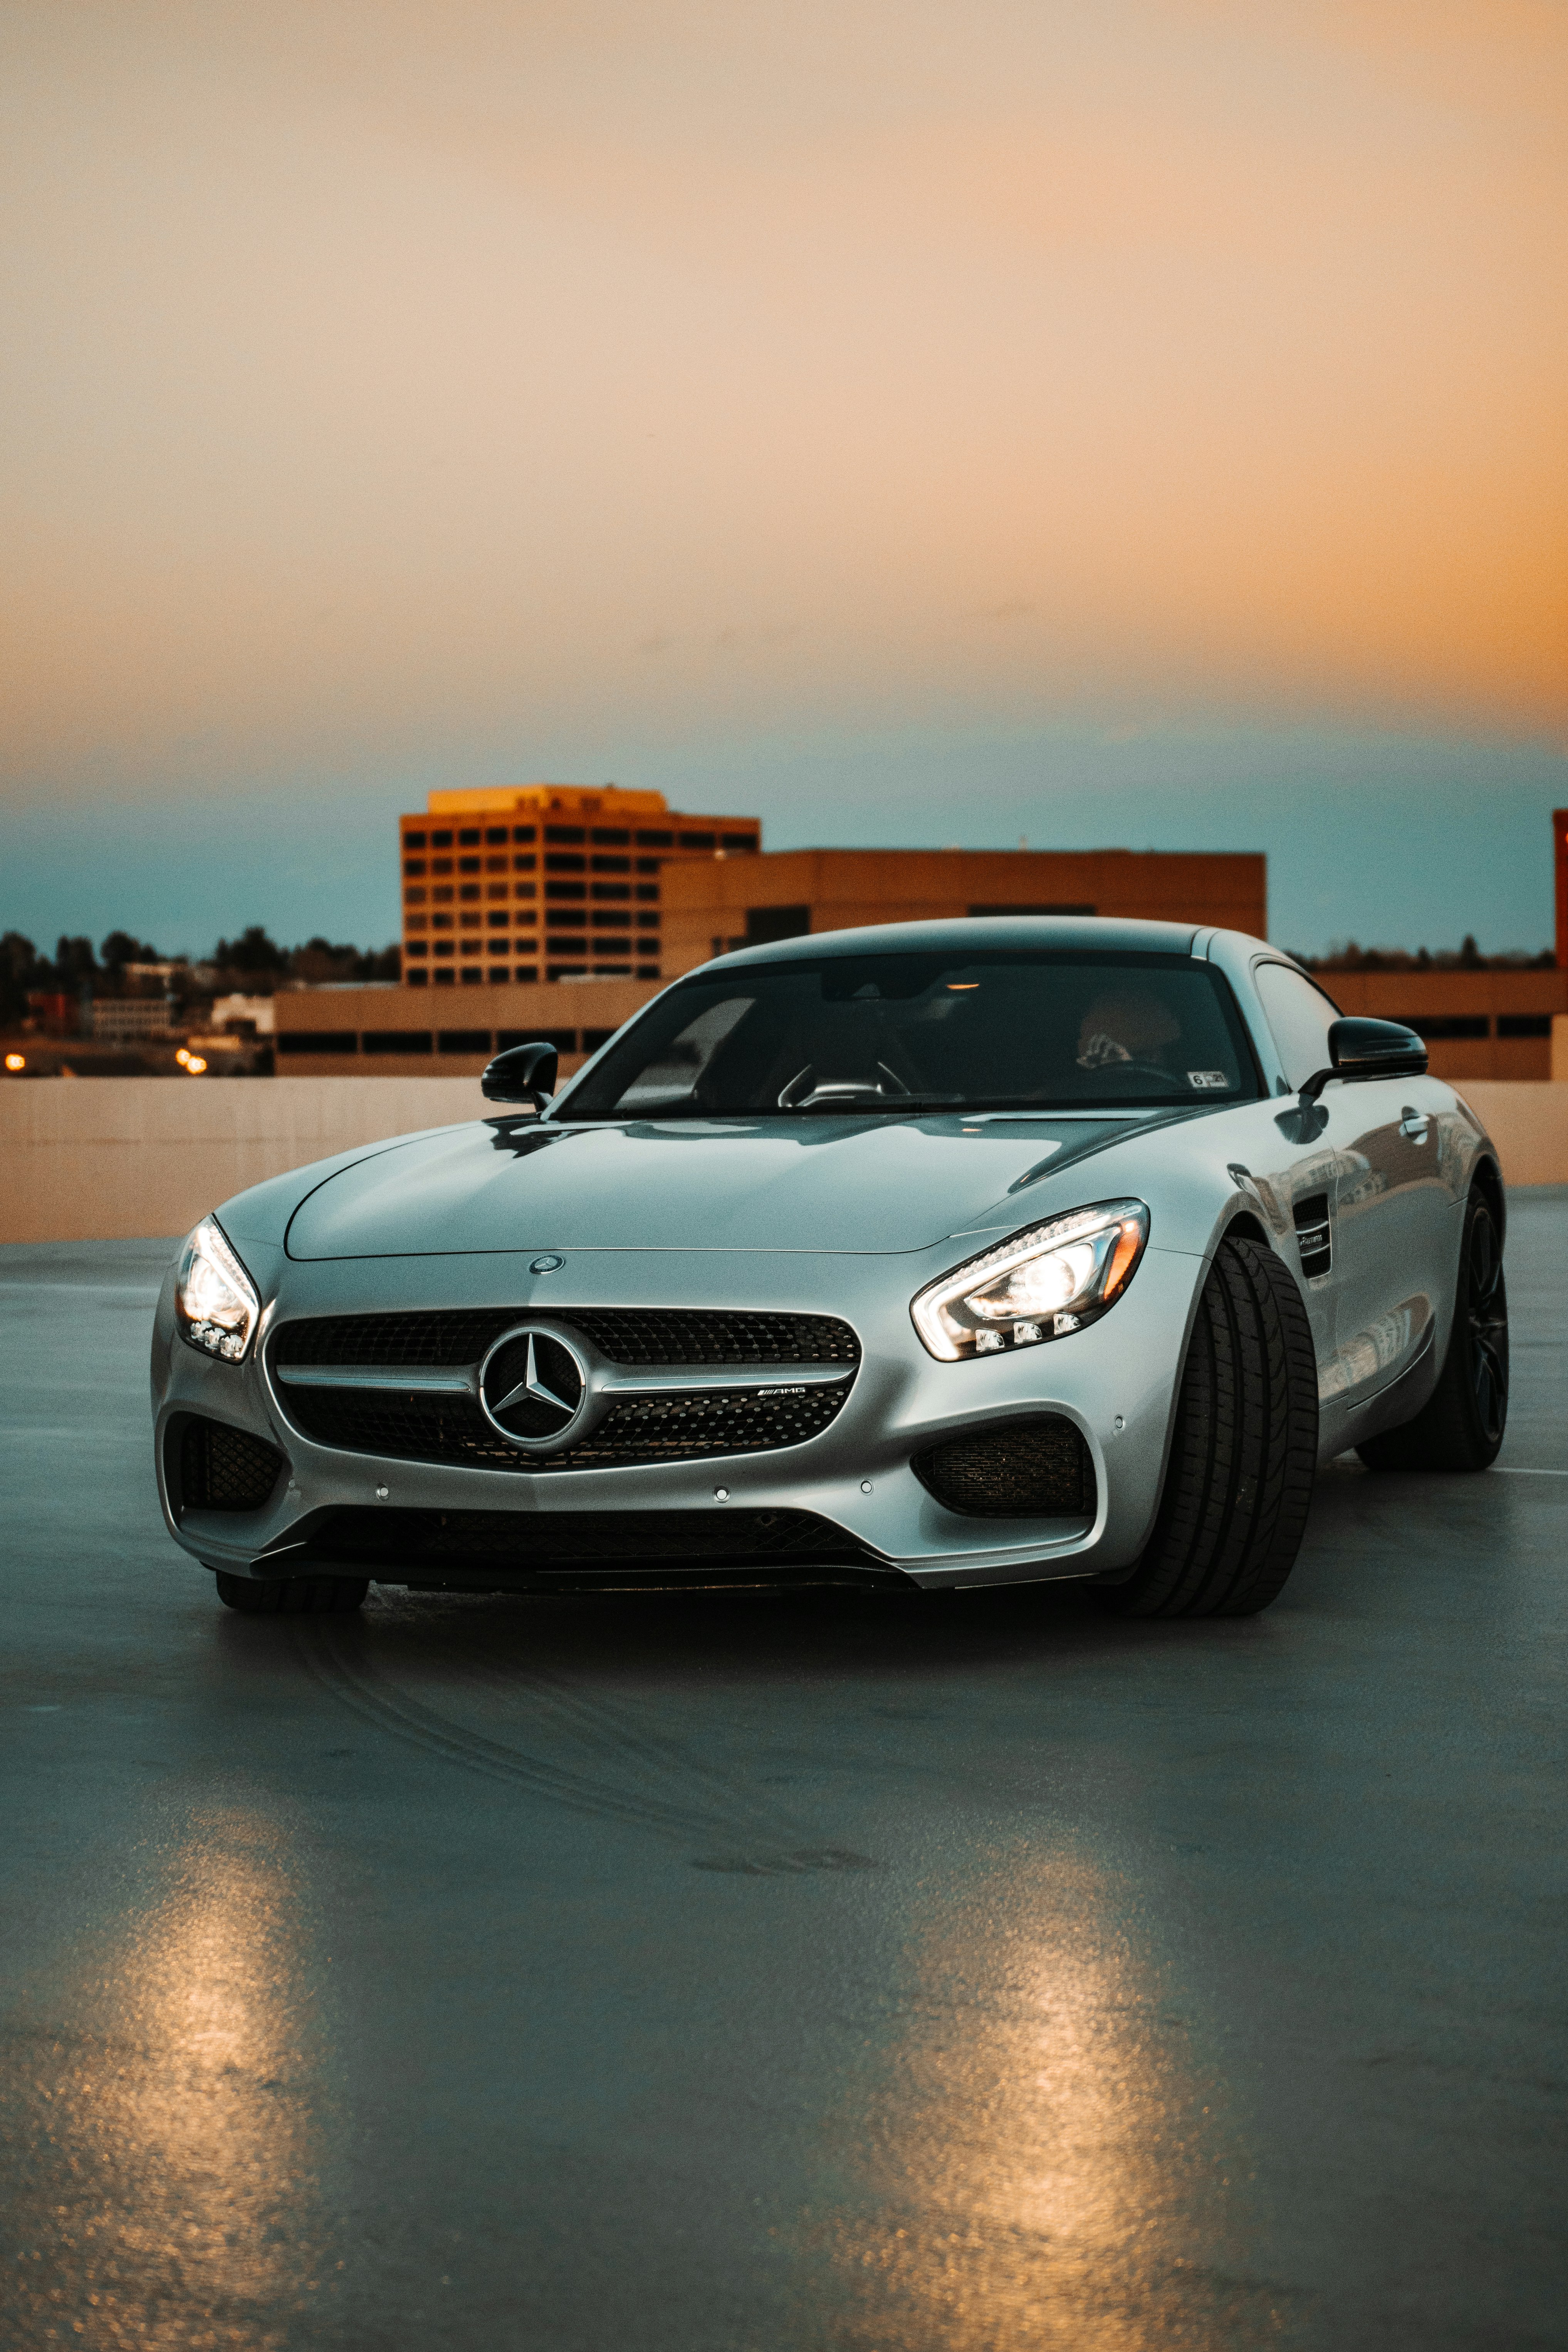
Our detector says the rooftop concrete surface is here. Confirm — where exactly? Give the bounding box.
[2,1195,1565,2348]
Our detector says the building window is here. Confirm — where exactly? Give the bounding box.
[431,857,453,876]
[512,825,536,844]
[514,883,537,901]
[590,828,630,846]
[514,907,537,925]
[460,914,482,931]
[405,887,427,905]
[403,858,426,876]
[547,912,589,931]
[433,939,455,956]
[277,1031,357,1056]
[1497,1013,1550,1037]
[485,826,508,845]
[431,829,453,848]
[486,882,508,900]
[591,909,632,928]
[680,831,716,849]
[547,964,589,982]
[407,917,429,933]
[591,881,631,901]
[404,830,427,849]
[459,855,481,874]
[405,939,429,956]
[408,968,429,985]
[438,1027,492,1053]
[636,909,661,928]
[636,829,673,848]
[458,828,481,846]
[546,852,586,874]
[486,855,508,873]
[432,887,454,905]
[546,880,587,902]
[513,964,539,983]
[635,883,660,902]
[459,883,481,901]
[487,966,510,984]
[1402,1015,1490,1039]
[545,824,586,844]
[459,966,483,983]
[434,968,455,984]
[722,833,759,852]
[512,853,537,873]
[745,906,810,944]
[431,913,454,930]
[591,853,631,874]
[636,963,661,979]
[363,1030,435,1054]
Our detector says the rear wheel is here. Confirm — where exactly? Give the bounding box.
[1356,1184,1507,1473]
[1102,1236,1318,1618]
[214,1570,368,1615]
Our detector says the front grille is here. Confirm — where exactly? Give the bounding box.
[912,1415,1095,1519]
[178,1416,286,1513]
[274,1307,858,1372]
[278,1380,852,1472]
[292,1504,878,1576]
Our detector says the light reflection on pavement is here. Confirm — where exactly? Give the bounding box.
[5,1805,335,2349]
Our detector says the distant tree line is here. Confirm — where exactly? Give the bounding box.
[0,928,400,1026]
[1292,936,1556,974]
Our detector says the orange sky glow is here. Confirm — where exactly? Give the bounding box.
[2,0,1564,801]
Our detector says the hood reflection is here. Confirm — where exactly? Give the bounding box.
[6,1805,334,2342]
[816,1842,1276,2347]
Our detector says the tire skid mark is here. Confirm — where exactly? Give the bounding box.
[296,1625,876,1874]
[408,1629,834,1856]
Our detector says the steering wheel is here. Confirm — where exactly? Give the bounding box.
[1078,1059,1175,1088]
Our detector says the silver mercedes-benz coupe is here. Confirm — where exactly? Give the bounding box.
[151,917,1509,1620]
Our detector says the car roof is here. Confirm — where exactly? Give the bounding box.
[702,915,1204,971]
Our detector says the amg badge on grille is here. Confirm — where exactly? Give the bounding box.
[478,1325,595,1450]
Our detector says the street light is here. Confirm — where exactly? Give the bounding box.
[184,1055,208,1075]
[4,1053,24,1072]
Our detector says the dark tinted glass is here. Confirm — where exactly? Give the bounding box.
[565,952,1260,1118]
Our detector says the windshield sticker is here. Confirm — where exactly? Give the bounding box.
[1187,1069,1229,1089]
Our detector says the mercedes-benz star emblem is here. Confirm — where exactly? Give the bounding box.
[478,1324,593,1451]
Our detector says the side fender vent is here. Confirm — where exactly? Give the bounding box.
[1294,1191,1332,1279]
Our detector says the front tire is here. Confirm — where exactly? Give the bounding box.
[1356,1183,1507,1473]
[214,1571,368,1615]
[1103,1236,1318,1619]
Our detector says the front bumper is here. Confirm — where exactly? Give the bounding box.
[151,1242,1207,1591]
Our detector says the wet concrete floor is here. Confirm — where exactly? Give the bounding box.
[2,1195,1566,2350]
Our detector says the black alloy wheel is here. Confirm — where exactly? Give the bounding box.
[1356,1182,1508,1473]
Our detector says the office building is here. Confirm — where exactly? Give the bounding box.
[397,783,760,987]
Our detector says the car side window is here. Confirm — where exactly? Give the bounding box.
[1254,963,1340,1090]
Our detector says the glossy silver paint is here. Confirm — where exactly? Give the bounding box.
[150,918,1501,1590]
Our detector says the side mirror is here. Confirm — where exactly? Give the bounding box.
[481,1040,559,1110]
[1300,1017,1427,1102]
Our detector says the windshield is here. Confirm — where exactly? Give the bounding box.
[562,950,1261,1119]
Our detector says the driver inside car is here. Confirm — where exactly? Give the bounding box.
[1076,987,1184,1073]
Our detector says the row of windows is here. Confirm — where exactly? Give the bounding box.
[403,823,759,854]
[408,964,660,987]
[404,853,671,880]
[406,891,660,914]
[280,1022,629,1055]
[1397,1013,1553,1039]
[406,916,659,938]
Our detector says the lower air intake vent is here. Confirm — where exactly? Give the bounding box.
[289,1504,887,1583]
[912,1415,1095,1519]
[178,1416,286,1513]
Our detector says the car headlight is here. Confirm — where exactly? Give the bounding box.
[911,1199,1149,1361]
[175,1217,261,1363]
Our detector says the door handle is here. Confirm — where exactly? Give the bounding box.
[1399,1108,1430,1142]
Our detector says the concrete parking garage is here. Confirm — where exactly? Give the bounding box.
[3,1198,1565,2350]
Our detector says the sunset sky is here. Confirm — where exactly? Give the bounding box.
[3,0,1565,955]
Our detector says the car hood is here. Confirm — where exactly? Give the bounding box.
[282,1113,1167,1260]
